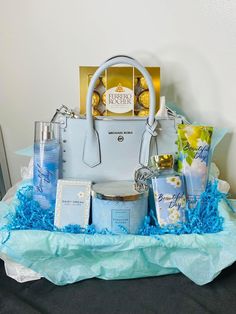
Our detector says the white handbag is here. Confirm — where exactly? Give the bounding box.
[60,55,181,182]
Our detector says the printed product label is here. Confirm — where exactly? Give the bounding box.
[106,85,134,114]
[111,208,130,233]
[177,125,213,200]
[152,176,186,227]
[54,181,91,228]
[33,142,59,210]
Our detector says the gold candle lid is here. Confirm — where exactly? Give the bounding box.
[151,154,174,170]
[92,181,148,201]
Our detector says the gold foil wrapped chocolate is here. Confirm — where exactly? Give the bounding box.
[102,92,106,105]
[140,77,148,90]
[93,108,102,116]
[92,91,100,107]
[89,75,100,89]
[101,76,106,87]
[138,91,150,109]
[137,109,149,117]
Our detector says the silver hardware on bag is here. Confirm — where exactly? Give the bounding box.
[134,166,154,193]
[51,105,79,123]
[166,106,190,125]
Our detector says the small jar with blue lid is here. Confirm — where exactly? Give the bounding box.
[92,181,148,235]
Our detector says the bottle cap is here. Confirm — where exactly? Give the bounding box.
[151,154,174,170]
[41,125,54,141]
[34,121,60,142]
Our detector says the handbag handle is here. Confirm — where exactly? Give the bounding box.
[105,55,135,63]
[83,56,158,167]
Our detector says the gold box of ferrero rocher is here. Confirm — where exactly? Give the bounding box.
[79,66,160,117]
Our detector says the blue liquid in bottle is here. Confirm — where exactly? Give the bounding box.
[33,122,60,210]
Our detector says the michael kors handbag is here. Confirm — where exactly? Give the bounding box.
[60,55,181,182]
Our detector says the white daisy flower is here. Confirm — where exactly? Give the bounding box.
[168,206,179,213]
[166,176,177,185]
[166,176,182,188]
[169,210,180,223]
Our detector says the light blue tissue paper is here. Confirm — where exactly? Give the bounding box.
[15,146,33,157]
[0,196,235,286]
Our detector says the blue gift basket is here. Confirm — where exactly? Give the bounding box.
[0,104,235,286]
[0,171,236,286]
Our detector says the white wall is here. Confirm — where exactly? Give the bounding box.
[0,0,236,195]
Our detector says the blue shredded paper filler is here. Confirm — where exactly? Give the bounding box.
[3,181,225,237]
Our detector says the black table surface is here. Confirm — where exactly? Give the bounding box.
[0,260,236,314]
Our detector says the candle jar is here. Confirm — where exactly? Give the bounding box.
[92,181,148,234]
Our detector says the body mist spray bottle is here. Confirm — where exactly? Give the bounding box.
[33,122,60,210]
